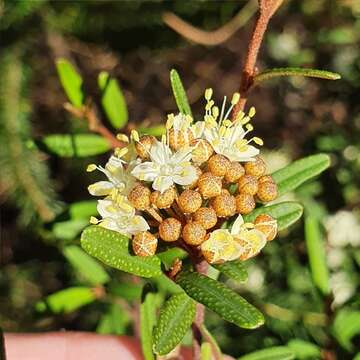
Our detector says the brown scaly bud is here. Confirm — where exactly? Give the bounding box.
[235,193,256,214]
[184,166,202,190]
[258,175,275,185]
[168,128,194,151]
[191,139,214,164]
[238,174,258,196]
[244,156,267,178]
[254,214,278,241]
[128,184,151,210]
[208,154,230,177]
[193,207,218,230]
[150,186,177,209]
[182,221,206,246]
[211,194,236,218]
[257,181,278,202]
[135,135,156,160]
[198,172,222,199]
[159,218,182,242]
[224,162,245,183]
[178,189,202,214]
[132,231,158,257]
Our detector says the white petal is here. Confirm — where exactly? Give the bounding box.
[230,215,244,236]
[88,181,114,196]
[129,215,150,234]
[97,199,116,218]
[170,147,192,164]
[99,218,121,233]
[172,165,197,186]
[149,141,171,164]
[152,176,173,193]
[225,145,259,162]
[191,121,205,138]
[131,162,160,181]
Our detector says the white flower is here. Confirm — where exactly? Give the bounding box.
[167,113,205,140]
[95,198,149,237]
[131,140,198,193]
[88,155,138,197]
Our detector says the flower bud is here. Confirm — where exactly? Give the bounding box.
[178,189,202,213]
[254,214,278,241]
[150,186,177,209]
[235,193,256,214]
[191,139,214,164]
[132,231,158,257]
[182,221,206,245]
[168,128,194,151]
[244,156,266,178]
[198,172,222,199]
[159,218,182,242]
[208,154,230,177]
[211,194,236,218]
[193,207,218,230]
[238,175,258,196]
[224,162,245,183]
[258,175,274,185]
[128,184,151,210]
[135,135,156,160]
[257,181,278,202]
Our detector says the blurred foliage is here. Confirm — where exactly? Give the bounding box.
[1,0,360,359]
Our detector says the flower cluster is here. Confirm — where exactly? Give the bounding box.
[87,89,279,264]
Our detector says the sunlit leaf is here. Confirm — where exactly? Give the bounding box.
[41,134,111,157]
[96,303,130,335]
[272,154,330,196]
[53,218,88,241]
[56,58,84,107]
[238,346,294,360]
[81,226,162,278]
[287,339,321,359]
[176,271,264,329]
[332,309,360,351]
[157,247,188,270]
[244,202,303,231]
[213,259,248,282]
[68,200,97,219]
[63,245,110,285]
[153,293,196,355]
[170,69,192,116]
[98,71,128,129]
[138,125,166,137]
[201,342,212,360]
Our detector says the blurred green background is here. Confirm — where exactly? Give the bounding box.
[1,0,360,359]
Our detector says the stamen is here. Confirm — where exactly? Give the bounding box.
[90,216,99,224]
[212,106,219,119]
[248,106,256,118]
[252,137,264,146]
[205,88,213,101]
[219,96,227,125]
[131,129,140,142]
[231,92,240,105]
[116,133,129,143]
[86,164,97,172]
[115,147,129,158]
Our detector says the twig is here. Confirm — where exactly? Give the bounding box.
[162,0,258,46]
[232,0,283,119]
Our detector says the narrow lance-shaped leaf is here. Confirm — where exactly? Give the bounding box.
[287,339,321,359]
[138,125,166,137]
[68,200,98,219]
[253,67,341,85]
[96,303,130,335]
[153,293,196,355]
[332,309,360,351]
[170,69,192,117]
[213,259,248,283]
[200,325,222,360]
[56,58,84,107]
[238,346,295,360]
[272,154,330,196]
[244,202,303,231]
[304,215,330,295]
[63,245,110,285]
[41,134,111,157]
[98,71,128,129]
[81,226,162,278]
[176,271,264,329]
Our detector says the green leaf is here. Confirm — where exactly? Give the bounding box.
[138,125,166,137]
[153,293,196,355]
[108,282,142,301]
[41,134,111,157]
[152,274,184,295]
[253,67,341,85]
[304,215,330,295]
[63,245,110,285]
[272,154,330,196]
[354,353,360,360]
[213,259,248,282]
[287,339,321,359]
[177,271,264,329]
[36,287,96,314]
[98,71,128,129]
[56,58,84,107]
[96,303,130,335]
[68,200,97,219]
[201,342,212,360]
[200,324,222,359]
[53,218,89,241]
[81,226,162,278]
[332,309,360,351]
[140,292,159,360]
[170,69,192,116]
[238,346,294,360]
[243,202,303,231]
[157,247,188,270]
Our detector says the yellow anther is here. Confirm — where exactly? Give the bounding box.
[115,147,129,158]
[116,133,129,143]
[186,115,193,123]
[205,100,214,111]
[219,126,227,137]
[166,114,174,129]
[241,116,251,125]
[86,164,97,172]
[249,106,256,118]
[131,129,140,142]
[231,92,240,105]
[161,134,167,144]
[246,124,254,132]
[243,222,255,229]
[90,216,99,224]
[223,119,232,127]
[236,111,245,122]
[205,88,213,101]
[212,106,219,119]
[253,137,264,146]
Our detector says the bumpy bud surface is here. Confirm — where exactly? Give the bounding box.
[208,154,230,177]
[193,207,218,230]
[150,186,177,209]
[257,181,278,202]
[132,231,158,257]
[128,184,151,210]
[254,214,278,241]
[244,156,266,178]
[224,162,245,183]
[191,139,214,164]
[182,222,206,245]
[211,194,236,218]
[178,189,202,213]
[238,174,258,196]
[159,218,182,242]
[135,135,156,160]
[258,175,275,185]
[168,128,194,151]
[235,193,256,214]
[198,172,222,199]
